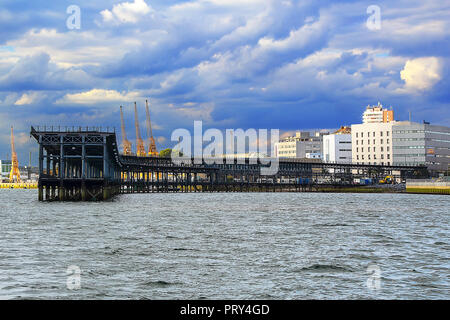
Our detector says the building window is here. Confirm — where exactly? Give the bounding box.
[368,155,371,160]
[374,155,377,159]
[357,155,359,160]
[387,146,390,152]
[381,146,384,152]
[368,147,371,152]
[356,147,359,152]
[387,154,390,159]
[356,140,358,145]
[373,132,375,137]
[361,132,364,137]
[368,139,370,145]
[356,133,358,138]
[361,140,363,145]
[387,131,389,137]
[373,139,375,144]
[362,155,364,160]
[373,147,376,152]
[381,131,383,137]
[381,139,383,144]
[361,147,364,152]
[381,154,384,159]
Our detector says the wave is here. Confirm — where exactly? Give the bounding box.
[142,280,180,288]
[173,248,200,251]
[117,236,140,241]
[105,248,125,255]
[313,223,350,227]
[296,264,354,273]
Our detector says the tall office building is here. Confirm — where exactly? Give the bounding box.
[362,102,395,124]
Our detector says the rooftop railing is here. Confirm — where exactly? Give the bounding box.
[31,126,116,133]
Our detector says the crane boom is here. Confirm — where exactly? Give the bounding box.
[145,99,158,156]
[9,126,21,183]
[120,106,132,155]
[134,102,146,157]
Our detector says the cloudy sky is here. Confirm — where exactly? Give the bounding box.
[1,0,449,164]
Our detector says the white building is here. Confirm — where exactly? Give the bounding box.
[352,103,396,166]
[362,102,394,124]
[323,127,352,163]
[352,118,450,172]
[351,122,394,165]
[276,131,329,159]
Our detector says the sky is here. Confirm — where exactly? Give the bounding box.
[0,0,449,164]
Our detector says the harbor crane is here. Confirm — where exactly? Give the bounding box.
[9,126,21,183]
[145,99,158,156]
[134,102,146,157]
[120,106,132,155]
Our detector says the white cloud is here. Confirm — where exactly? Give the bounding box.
[400,57,442,91]
[176,102,214,122]
[101,0,152,24]
[56,89,141,105]
[15,131,31,146]
[14,92,45,105]
[156,136,166,144]
[5,28,142,68]
[15,93,33,105]
[257,17,328,52]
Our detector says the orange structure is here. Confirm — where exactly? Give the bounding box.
[120,106,132,155]
[334,126,351,134]
[383,109,395,123]
[9,126,21,183]
[134,102,146,157]
[363,102,395,124]
[145,99,158,156]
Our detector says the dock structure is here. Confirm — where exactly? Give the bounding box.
[31,126,121,201]
[31,126,428,201]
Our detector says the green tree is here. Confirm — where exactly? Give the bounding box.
[159,148,183,158]
[159,148,172,158]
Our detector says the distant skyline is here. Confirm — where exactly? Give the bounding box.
[1,0,449,165]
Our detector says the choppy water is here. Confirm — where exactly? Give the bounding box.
[0,189,448,299]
